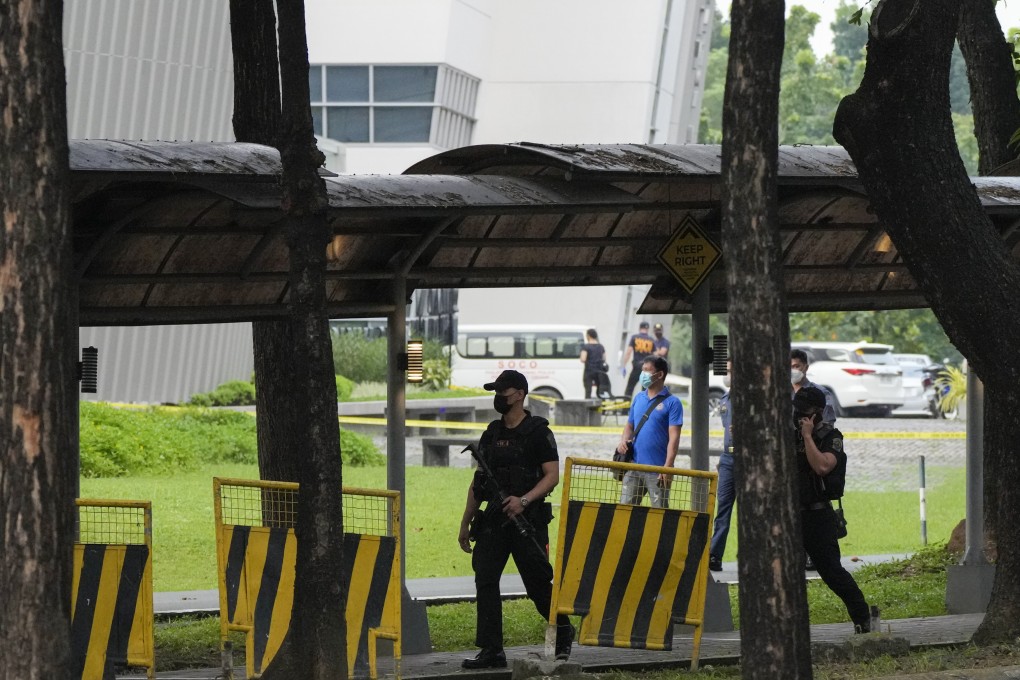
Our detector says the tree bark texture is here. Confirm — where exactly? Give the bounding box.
[956,0,1020,561]
[722,0,814,677]
[958,0,1020,175]
[227,0,302,484]
[260,1,347,678]
[0,1,77,678]
[834,0,1020,644]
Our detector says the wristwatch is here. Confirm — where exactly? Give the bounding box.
[520,495,530,507]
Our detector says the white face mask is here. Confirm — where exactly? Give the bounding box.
[790,369,805,384]
[722,375,731,388]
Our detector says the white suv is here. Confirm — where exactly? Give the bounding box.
[792,342,905,417]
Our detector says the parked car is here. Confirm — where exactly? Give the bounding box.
[892,353,939,418]
[791,341,905,417]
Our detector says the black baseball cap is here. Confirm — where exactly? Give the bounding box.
[483,370,529,393]
[639,321,650,329]
[793,386,826,412]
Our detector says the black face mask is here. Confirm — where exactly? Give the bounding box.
[494,394,513,414]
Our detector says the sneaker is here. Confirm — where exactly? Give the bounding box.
[555,624,575,660]
[709,556,723,572]
[462,649,507,669]
[805,556,816,571]
[853,622,871,634]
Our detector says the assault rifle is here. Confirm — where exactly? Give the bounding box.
[462,443,546,556]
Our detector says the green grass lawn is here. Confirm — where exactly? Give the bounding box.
[82,464,965,592]
[716,467,965,563]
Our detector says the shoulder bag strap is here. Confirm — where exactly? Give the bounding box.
[632,394,667,443]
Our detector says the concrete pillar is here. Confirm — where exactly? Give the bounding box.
[386,275,432,653]
[946,370,995,614]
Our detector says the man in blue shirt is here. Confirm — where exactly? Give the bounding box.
[615,357,684,508]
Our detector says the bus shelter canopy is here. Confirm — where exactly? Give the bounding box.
[69,140,1020,325]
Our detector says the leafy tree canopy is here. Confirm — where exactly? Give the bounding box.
[700,1,981,172]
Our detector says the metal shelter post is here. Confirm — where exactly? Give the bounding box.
[386,275,407,580]
[963,370,985,566]
[690,284,710,472]
[691,280,732,631]
[386,275,432,652]
[946,366,994,613]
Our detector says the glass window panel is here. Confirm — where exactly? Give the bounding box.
[374,66,437,102]
[326,107,369,143]
[308,66,322,102]
[326,66,368,102]
[312,107,323,137]
[374,107,432,143]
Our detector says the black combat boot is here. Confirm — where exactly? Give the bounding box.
[555,623,575,660]
[462,648,507,669]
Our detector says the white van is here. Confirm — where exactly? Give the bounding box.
[450,324,588,400]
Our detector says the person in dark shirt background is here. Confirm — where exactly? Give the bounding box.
[622,321,655,397]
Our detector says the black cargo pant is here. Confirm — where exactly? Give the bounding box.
[802,503,870,628]
[472,506,571,651]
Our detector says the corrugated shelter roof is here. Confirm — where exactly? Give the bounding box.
[69,140,1020,324]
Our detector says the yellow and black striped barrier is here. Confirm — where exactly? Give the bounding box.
[71,499,154,680]
[213,478,401,679]
[549,458,717,670]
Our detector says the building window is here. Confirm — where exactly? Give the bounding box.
[309,64,478,148]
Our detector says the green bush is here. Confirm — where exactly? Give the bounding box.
[335,374,354,402]
[421,359,450,391]
[80,403,257,477]
[341,429,385,467]
[331,331,389,382]
[188,380,256,407]
[80,402,382,477]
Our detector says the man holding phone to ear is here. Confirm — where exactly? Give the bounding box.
[794,386,872,634]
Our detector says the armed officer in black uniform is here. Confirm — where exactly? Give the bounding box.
[458,370,574,668]
[794,386,872,633]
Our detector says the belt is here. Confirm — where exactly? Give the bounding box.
[804,501,831,511]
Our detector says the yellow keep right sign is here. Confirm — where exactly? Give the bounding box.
[656,216,721,294]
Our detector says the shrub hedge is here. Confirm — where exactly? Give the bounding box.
[190,375,356,405]
[80,402,382,477]
[188,380,256,407]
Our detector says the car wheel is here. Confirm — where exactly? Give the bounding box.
[532,387,563,400]
[707,389,724,417]
[824,389,847,418]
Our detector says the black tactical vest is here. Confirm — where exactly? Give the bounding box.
[479,415,546,498]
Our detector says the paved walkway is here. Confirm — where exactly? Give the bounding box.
[149,613,986,679]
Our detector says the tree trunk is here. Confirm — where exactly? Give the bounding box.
[834,0,1020,643]
[722,0,813,677]
[0,1,77,678]
[260,1,347,677]
[227,0,303,484]
[956,0,1020,564]
[958,0,1020,175]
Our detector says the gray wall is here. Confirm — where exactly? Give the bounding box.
[64,0,234,142]
[67,0,250,404]
[79,324,254,404]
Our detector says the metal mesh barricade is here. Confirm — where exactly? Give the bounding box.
[548,458,717,670]
[214,478,401,679]
[72,500,154,680]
